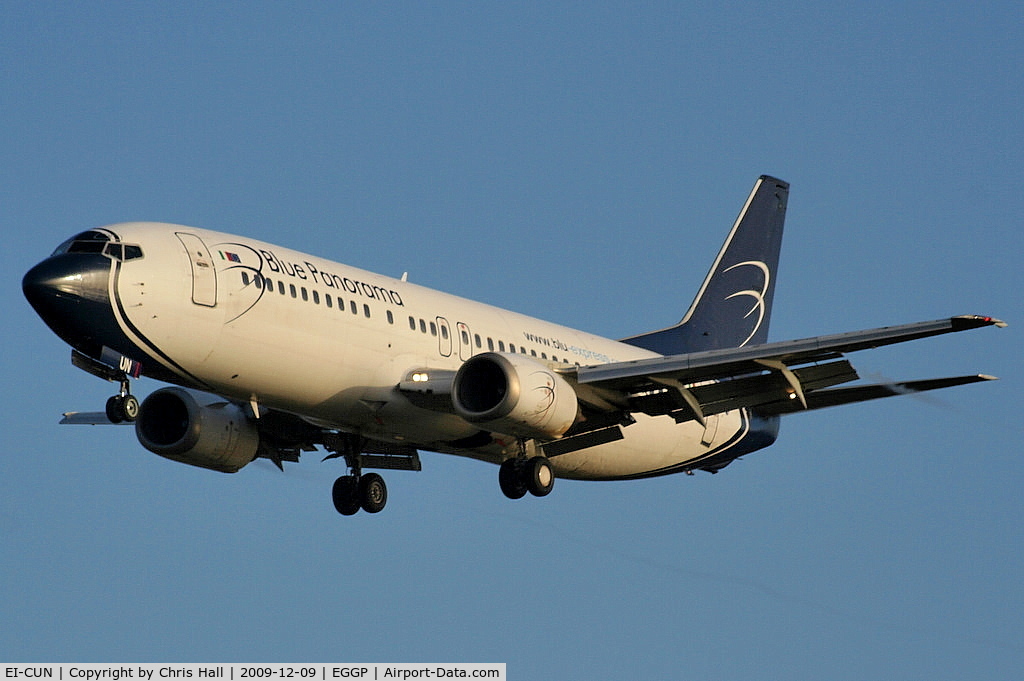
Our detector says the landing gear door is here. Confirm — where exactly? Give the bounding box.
[176,232,217,307]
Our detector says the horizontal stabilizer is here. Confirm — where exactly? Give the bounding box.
[60,411,130,425]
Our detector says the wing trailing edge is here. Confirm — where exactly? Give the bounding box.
[754,374,997,416]
[565,315,1004,424]
[578,315,1005,388]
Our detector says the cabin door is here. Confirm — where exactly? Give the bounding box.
[176,232,218,307]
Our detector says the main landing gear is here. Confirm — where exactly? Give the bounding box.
[105,377,139,424]
[323,434,555,514]
[332,472,387,516]
[324,434,394,516]
[499,455,555,500]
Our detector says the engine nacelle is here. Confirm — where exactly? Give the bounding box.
[135,387,258,473]
[452,353,578,440]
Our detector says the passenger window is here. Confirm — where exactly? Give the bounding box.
[350,301,357,314]
[290,284,297,299]
[419,319,427,333]
[312,291,320,304]
[475,334,482,348]
[441,326,449,340]
[241,272,250,286]
[498,341,505,352]
[487,338,494,351]
[429,322,437,337]
[326,295,333,308]
[363,304,371,318]
[387,310,394,324]
[409,316,416,330]
[278,281,285,295]
[301,287,309,302]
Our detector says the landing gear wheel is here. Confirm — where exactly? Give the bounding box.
[121,394,140,421]
[359,473,388,514]
[105,395,123,424]
[525,456,554,497]
[499,459,528,500]
[332,475,361,516]
[105,394,140,424]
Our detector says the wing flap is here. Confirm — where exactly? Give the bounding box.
[567,315,1002,423]
[628,359,859,422]
[755,374,997,416]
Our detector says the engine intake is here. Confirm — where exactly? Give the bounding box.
[135,387,258,473]
[452,353,578,440]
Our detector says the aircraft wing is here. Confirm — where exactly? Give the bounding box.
[568,315,1004,426]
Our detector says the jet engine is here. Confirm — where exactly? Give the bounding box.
[135,387,259,473]
[452,353,578,440]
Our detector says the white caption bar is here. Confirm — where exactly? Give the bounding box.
[1,665,506,681]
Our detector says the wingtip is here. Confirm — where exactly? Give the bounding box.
[951,315,1007,330]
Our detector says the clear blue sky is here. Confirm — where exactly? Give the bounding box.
[2,2,1021,678]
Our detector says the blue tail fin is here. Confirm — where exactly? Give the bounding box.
[622,175,789,354]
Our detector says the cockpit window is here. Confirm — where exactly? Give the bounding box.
[51,231,143,261]
[52,230,111,256]
[102,242,145,261]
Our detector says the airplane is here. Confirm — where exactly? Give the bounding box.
[22,175,1005,516]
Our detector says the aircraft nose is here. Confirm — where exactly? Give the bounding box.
[23,253,109,306]
[23,254,113,348]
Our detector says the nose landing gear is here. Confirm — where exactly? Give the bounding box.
[69,349,140,424]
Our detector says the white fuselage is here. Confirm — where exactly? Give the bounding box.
[108,222,756,479]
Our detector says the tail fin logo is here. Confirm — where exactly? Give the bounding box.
[723,260,770,347]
